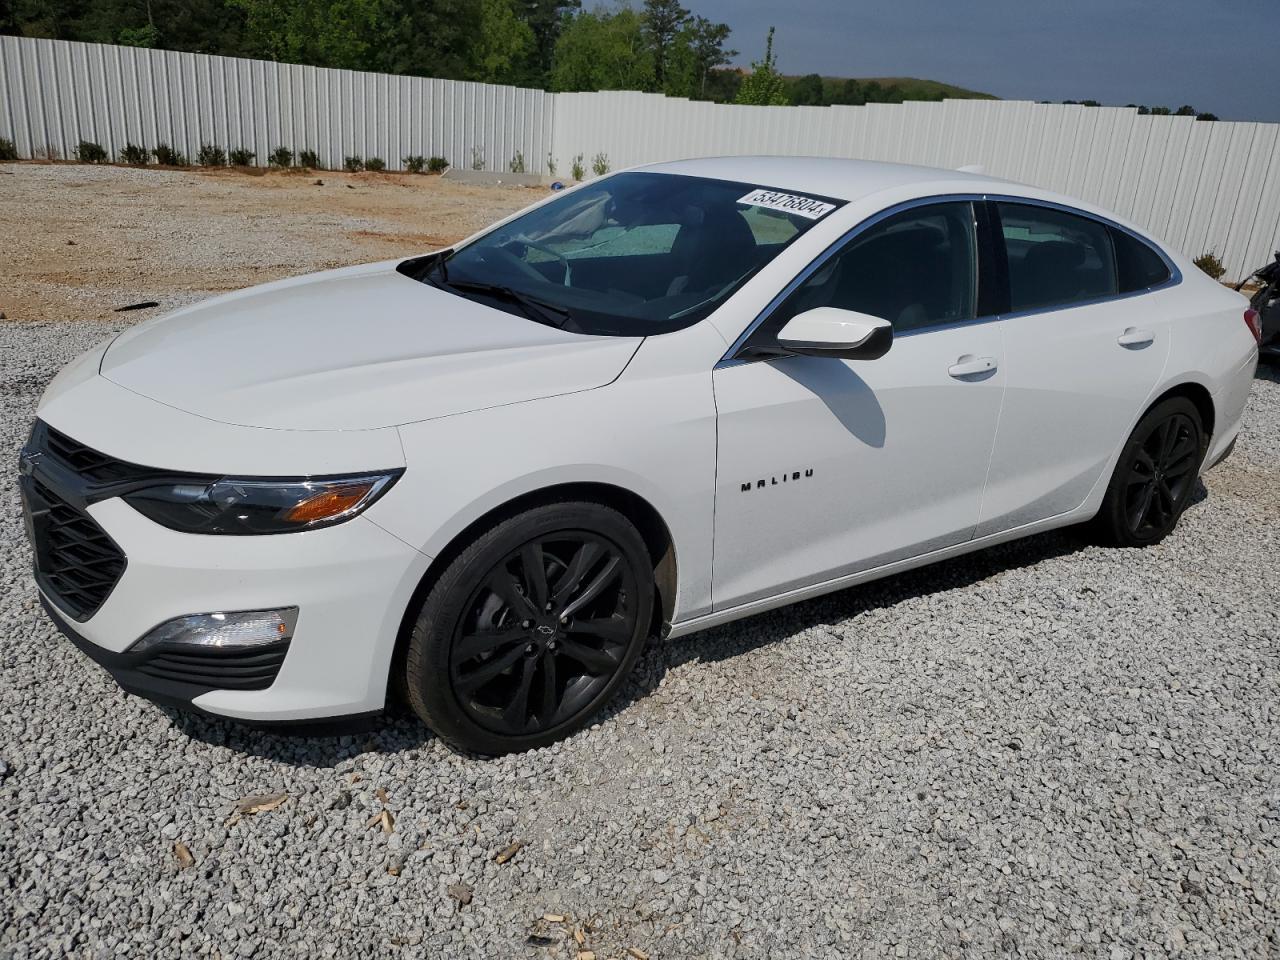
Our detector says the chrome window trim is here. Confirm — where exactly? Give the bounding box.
[716,192,1182,369]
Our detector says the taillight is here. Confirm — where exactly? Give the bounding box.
[1244,308,1262,344]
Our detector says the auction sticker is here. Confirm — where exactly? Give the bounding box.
[738,188,836,220]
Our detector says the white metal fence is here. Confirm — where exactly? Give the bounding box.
[0,36,552,176]
[3,36,1278,281]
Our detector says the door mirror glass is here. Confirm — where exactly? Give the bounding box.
[776,307,893,360]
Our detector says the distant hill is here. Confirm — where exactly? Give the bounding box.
[777,73,998,107]
[854,77,997,101]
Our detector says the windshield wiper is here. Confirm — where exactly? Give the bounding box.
[446,280,574,329]
[423,252,450,288]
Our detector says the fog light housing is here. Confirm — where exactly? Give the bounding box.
[129,607,299,655]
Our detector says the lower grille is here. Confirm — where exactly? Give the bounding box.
[30,479,126,621]
[135,642,290,691]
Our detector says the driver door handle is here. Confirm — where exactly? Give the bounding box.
[948,355,998,378]
[1117,326,1154,348]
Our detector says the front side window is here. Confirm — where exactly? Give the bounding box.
[402,172,841,337]
[744,201,978,351]
[997,202,1117,312]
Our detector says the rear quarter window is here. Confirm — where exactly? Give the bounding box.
[1110,227,1173,292]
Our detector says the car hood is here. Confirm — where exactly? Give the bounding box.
[100,261,643,431]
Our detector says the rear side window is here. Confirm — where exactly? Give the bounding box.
[1110,226,1172,291]
[997,203,1117,312]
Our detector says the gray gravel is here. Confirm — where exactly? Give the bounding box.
[2,319,1279,959]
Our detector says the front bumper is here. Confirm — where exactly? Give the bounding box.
[22,417,433,723]
[42,593,293,715]
[31,496,432,722]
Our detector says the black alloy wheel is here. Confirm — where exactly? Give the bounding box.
[405,501,653,755]
[1122,412,1199,538]
[1093,397,1204,547]
[450,532,639,736]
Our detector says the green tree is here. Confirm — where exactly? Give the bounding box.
[116,21,158,45]
[789,72,824,106]
[373,0,481,78]
[641,0,687,91]
[734,26,787,106]
[703,65,742,103]
[550,7,652,93]
[685,15,733,99]
[228,0,386,70]
[471,0,536,85]
[521,0,579,80]
[830,77,866,105]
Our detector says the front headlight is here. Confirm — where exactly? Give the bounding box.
[124,471,401,535]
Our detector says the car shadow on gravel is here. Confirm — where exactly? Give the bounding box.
[166,486,1213,765]
[602,526,1094,727]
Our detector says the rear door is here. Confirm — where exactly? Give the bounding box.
[976,201,1172,535]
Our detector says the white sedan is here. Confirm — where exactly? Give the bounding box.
[21,157,1259,754]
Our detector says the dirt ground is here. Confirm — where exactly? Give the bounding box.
[0,162,536,323]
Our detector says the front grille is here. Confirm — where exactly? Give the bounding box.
[135,642,291,691]
[20,422,133,621]
[31,478,127,620]
[43,425,138,484]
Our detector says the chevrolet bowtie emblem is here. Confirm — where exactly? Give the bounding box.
[18,448,41,477]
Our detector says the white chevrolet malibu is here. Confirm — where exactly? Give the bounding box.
[22,157,1259,754]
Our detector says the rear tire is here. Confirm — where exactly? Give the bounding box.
[1090,397,1204,547]
[404,500,653,755]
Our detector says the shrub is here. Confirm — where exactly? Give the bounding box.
[470,145,484,171]
[75,140,108,163]
[35,143,62,161]
[591,152,610,177]
[152,143,186,166]
[197,144,226,167]
[546,154,557,177]
[343,155,364,172]
[509,150,525,174]
[0,137,17,161]
[119,142,149,165]
[298,148,321,169]
[268,146,293,168]
[228,147,255,166]
[365,156,386,171]
[570,153,585,181]
[403,155,426,174]
[427,156,448,174]
[1193,252,1226,281]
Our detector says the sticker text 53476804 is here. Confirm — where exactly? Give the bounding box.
[738,189,837,221]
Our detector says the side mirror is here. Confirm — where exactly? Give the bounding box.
[776,307,893,361]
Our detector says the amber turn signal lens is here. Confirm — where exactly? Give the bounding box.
[280,483,376,524]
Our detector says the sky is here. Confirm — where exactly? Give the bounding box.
[694,0,1278,123]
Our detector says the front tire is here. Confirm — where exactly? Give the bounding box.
[405,501,654,755]
[1091,397,1204,547]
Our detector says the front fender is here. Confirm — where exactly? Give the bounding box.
[370,377,718,622]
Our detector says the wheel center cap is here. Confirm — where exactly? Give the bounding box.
[535,624,556,637]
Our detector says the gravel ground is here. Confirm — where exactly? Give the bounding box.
[3,164,1280,959]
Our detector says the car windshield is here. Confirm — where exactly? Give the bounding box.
[400,172,843,336]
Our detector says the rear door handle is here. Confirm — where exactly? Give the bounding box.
[947,355,998,378]
[1117,326,1154,348]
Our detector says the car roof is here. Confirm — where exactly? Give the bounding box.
[636,155,1012,204]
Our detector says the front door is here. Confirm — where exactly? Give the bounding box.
[712,200,1006,610]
